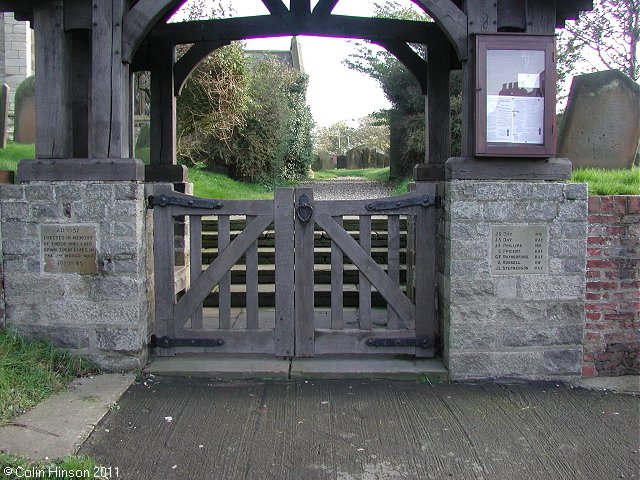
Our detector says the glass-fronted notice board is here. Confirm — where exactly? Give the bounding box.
[475,35,556,157]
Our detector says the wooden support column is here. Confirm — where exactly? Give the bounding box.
[147,34,186,183]
[91,0,131,159]
[34,1,71,159]
[414,33,451,182]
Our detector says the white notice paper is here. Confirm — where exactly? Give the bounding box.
[487,95,544,144]
[517,73,541,89]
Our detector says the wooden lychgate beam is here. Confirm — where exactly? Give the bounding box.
[375,40,428,94]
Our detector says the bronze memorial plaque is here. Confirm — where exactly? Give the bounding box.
[491,225,548,275]
[41,225,98,274]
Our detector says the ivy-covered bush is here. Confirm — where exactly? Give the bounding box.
[176,44,313,184]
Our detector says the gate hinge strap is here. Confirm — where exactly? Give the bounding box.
[150,335,225,348]
[148,194,224,210]
[366,337,432,349]
[365,195,436,212]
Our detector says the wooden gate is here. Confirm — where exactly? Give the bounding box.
[150,183,437,358]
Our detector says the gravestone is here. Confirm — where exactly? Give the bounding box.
[337,155,346,169]
[558,70,640,169]
[316,149,334,170]
[0,84,8,149]
[14,75,35,144]
[346,147,363,169]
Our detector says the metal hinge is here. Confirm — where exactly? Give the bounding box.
[366,337,432,349]
[150,335,225,349]
[365,195,436,212]
[147,194,224,210]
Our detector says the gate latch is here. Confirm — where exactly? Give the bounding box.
[366,337,432,349]
[365,195,436,212]
[148,194,224,210]
[150,335,225,349]
[296,193,313,223]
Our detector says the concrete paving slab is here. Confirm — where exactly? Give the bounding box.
[574,375,640,394]
[145,354,290,379]
[80,377,640,480]
[0,373,134,460]
[291,355,449,381]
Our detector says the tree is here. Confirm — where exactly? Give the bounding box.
[558,0,640,84]
[313,114,390,155]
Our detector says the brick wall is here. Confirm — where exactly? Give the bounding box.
[583,195,640,376]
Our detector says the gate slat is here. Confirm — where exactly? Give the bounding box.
[315,212,415,329]
[387,215,401,329]
[174,215,274,324]
[246,216,259,330]
[359,216,371,330]
[218,215,231,330]
[331,216,344,330]
[189,215,203,330]
[275,188,295,356]
[295,188,315,356]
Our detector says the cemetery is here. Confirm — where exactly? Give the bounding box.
[0,0,636,383]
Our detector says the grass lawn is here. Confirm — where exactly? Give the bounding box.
[0,453,104,480]
[1,142,638,196]
[0,329,99,422]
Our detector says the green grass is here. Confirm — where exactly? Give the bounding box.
[187,167,277,200]
[0,329,99,422]
[313,167,391,182]
[0,142,34,179]
[0,453,105,479]
[570,167,640,195]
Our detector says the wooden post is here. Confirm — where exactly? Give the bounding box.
[414,32,451,181]
[69,31,91,158]
[274,188,295,357]
[34,1,71,159]
[294,188,315,357]
[460,0,497,157]
[91,0,130,158]
[150,34,176,167]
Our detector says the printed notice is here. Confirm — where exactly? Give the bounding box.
[41,225,98,274]
[487,95,544,144]
[491,225,548,275]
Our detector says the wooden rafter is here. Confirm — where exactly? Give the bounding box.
[375,40,428,94]
[312,0,340,15]
[174,40,231,94]
[260,0,287,15]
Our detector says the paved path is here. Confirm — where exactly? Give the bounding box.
[298,177,393,200]
[80,377,640,480]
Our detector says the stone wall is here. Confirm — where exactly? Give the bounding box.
[583,195,640,376]
[0,182,149,370]
[441,181,588,380]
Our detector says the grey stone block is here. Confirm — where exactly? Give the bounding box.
[494,278,518,299]
[449,239,488,260]
[24,185,54,201]
[448,351,545,378]
[450,276,495,299]
[30,203,60,221]
[558,200,588,221]
[563,183,588,200]
[545,301,584,325]
[95,327,145,353]
[450,201,483,220]
[3,238,38,256]
[114,183,142,200]
[549,238,587,258]
[14,324,90,349]
[501,324,583,348]
[54,184,88,202]
[1,201,28,221]
[521,201,559,221]
[448,222,489,240]
[561,222,588,239]
[482,202,517,221]
[521,276,584,301]
[71,202,106,221]
[563,257,586,274]
[90,277,141,302]
[449,324,496,351]
[0,185,24,200]
[85,184,115,201]
[543,348,582,374]
[98,303,144,325]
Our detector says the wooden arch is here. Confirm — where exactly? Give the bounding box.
[122,0,467,65]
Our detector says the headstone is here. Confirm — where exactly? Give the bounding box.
[337,155,347,169]
[14,76,35,144]
[559,70,640,169]
[0,84,9,149]
[316,149,334,170]
[346,147,363,169]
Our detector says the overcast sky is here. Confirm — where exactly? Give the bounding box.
[173,0,400,128]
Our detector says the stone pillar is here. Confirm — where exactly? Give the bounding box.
[441,181,588,380]
[0,182,149,370]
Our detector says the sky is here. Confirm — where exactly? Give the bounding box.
[173,0,401,128]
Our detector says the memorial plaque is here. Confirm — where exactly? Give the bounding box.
[41,225,98,274]
[491,225,548,275]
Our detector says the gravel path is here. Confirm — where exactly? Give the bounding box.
[297,177,393,200]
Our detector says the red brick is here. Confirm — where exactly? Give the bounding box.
[585,314,602,323]
[584,332,602,341]
[587,259,616,269]
[587,236,607,245]
[621,281,640,290]
[581,364,597,377]
[585,292,602,300]
[586,271,601,280]
[586,281,619,291]
[587,248,602,257]
[599,196,628,214]
[588,214,620,224]
[605,226,626,235]
[628,196,640,214]
[622,214,640,224]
